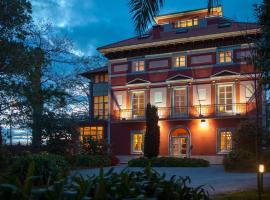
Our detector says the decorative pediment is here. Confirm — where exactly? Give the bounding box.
[166,74,193,82]
[126,78,151,85]
[211,70,240,77]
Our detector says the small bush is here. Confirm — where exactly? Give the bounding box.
[75,155,110,168]
[223,150,256,172]
[9,152,69,184]
[128,156,209,167]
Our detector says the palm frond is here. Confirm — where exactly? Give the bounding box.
[129,0,164,36]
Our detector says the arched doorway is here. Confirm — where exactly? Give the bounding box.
[169,126,191,157]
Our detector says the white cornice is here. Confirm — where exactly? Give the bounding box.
[99,29,259,54]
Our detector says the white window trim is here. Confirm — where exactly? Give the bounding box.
[131,90,146,116]
[130,130,144,154]
[217,49,233,64]
[154,91,163,104]
[216,128,234,154]
[216,83,236,113]
[172,86,189,112]
[172,55,187,68]
[132,60,145,72]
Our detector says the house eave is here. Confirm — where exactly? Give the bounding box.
[98,29,260,55]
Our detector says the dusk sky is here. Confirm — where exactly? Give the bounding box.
[30,0,262,57]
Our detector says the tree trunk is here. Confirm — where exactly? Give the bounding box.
[30,64,43,148]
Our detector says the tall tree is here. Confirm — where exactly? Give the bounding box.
[128,0,216,35]
[144,104,160,158]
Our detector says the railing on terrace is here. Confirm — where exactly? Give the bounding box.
[112,103,257,121]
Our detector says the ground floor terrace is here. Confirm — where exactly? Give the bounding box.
[110,117,247,164]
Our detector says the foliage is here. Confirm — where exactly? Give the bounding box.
[128,0,163,35]
[42,113,79,155]
[0,147,13,169]
[0,165,211,200]
[144,103,160,158]
[81,138,109,155]
[128,0,215,35]
[74,155,111,168]
[254,0,270,87]
[223,150,257,172]
[128,156,210,167]
[8,152,69,185]
[233,120,265,154]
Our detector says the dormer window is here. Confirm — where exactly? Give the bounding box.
[173,18,199,29]
[132,60,145,72]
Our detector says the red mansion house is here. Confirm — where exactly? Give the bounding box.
[81,6,262,164]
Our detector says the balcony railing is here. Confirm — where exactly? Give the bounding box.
[112,103,256,121]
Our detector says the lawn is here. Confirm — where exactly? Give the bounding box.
[213,189,270,200]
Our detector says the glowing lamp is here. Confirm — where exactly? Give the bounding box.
[259,164,265,173]
[200,119,207,127]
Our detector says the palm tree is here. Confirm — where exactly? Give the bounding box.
[128,0,219,35]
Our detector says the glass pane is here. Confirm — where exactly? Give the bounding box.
[193,18,198,26]
[104,74,108,82]
[95,75,99,83]
[187,19,192,27]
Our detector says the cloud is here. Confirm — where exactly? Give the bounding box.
[30,0,261,57]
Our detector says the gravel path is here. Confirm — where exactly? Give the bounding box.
[71,165,270,195]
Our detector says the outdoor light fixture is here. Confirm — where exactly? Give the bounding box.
[258,164,265,198]
[259,164,265,173]
[200,119,207,127]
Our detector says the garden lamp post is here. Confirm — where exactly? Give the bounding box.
[258,164,265,200]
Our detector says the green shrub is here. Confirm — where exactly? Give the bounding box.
[223,150,256,172]
[0,166,211,200]
[128,156,209,167]
[75,155,110,168]
[9,152,69,184]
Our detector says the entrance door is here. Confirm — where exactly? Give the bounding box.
[171,137,188,157]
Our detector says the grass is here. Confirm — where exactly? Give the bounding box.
[213,189,270,200]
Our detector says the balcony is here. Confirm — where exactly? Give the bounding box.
[112,103,256,121]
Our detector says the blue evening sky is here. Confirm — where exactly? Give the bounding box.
[30,0,262,57]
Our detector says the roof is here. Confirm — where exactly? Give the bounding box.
[98,19,259,54]
[81,66,108,79]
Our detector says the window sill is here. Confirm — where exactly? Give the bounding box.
[217,151,231,155]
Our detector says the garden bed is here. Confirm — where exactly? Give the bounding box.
[128,156,209,167]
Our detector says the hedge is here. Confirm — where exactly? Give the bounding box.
[128,156,209,167]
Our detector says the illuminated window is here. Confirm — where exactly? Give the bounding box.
[94,96,108,120]
[131,132,144,153]
[173,88,187,115]
[95,75,99,83]
[80,126,103,141]
[173,56,186,67]
[132,60,145,72]
[218,129,233,153]
[104,74,108,82]
[132,92,145,118]
[187,19,193,27]
[193,18,198,26]
[173,18,199,28]
[219,50,232,63]
[94,73,108,83]
[218,85,233,113]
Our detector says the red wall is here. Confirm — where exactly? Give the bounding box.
[110,118,246,156]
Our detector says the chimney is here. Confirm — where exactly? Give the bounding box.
[152,25,162,39]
